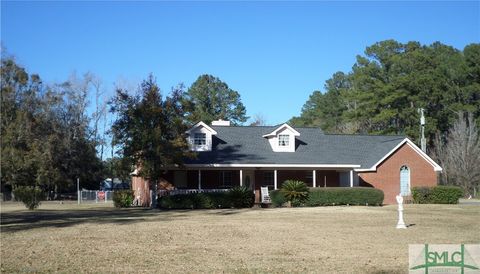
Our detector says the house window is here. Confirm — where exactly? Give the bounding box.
[194,133,206,145]
[400,166,410,196]
[263,171,274,187]
[221,171,232,187]
[278,134,289,146]
[305,172,313,185]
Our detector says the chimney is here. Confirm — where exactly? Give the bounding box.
[211,119,230,126]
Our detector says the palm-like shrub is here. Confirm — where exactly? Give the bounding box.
[280,180,309,207]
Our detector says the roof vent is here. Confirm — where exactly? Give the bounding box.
[211,119,230,126]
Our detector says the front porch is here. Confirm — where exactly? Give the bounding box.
[156,168,361,203]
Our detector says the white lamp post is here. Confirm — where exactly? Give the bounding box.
[396,194,407,229]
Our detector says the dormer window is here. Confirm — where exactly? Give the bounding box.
[185,121,217,152]
[278,134,289,146]
[263,123,300,153]
[194,133,206,145]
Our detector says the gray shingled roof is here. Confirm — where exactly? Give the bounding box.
[185,125,405,169]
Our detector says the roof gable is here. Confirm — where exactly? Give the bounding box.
[354,138,443,172]
[185,121,217,135]
[262,123,300,138]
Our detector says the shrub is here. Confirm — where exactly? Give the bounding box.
[270,190,287,207]
[280,180,309,207]
[13,186,46,210]
[431,186,463,204]
[159,193,208,209]
[206,192,230,209]
[158,188,254,209]
[158,195,174,209]
[306,187,384,206]
[412,185,463,204]
[411,187,432,204]
[228,186,254,208]
[113,190,134,208]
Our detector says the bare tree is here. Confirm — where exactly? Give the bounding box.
[62,72,108,160]
[433,112,480,197]
[249,113,268,126]
[337,121,361,134]
[89,74,107,160]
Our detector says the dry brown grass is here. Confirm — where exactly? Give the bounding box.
[1,201,479,273]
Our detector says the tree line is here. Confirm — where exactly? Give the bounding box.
[1,58,108,196]
[290,40,479,140]
[1,39,479,198]
[1,55,248,196]
[290,40,479,195]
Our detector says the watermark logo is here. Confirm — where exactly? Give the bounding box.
[409,244,480,273]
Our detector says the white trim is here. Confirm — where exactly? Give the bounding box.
[274,170,278,190]
[262,123,300,138]
[404,141,442,171]
[185,164,361,168]
[312,170,316,187]
[239,169,243,187]
[354,138,443,172]
[349,170,353,187]
[185,121,217,135]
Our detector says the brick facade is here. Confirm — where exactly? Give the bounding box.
[132,142,439,206]
[358,143,438,204]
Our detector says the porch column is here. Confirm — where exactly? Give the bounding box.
[239,169,243,187]
[349,170,353,187]
[274,170,278,190]
[198,170,202,190]
[312,170,316,188]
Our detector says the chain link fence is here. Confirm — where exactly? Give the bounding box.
[79,190,114,203]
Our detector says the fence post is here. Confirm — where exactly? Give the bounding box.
[77,178,80,205]
[95,191,98,203]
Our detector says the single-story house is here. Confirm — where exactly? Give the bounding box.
[132,120,442,205]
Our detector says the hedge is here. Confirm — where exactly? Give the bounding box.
[306,187,384,206]
[270,187,383,207]
[412,185,463,204]
[158,186,254,209]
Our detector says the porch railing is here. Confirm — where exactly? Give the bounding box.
[158,188,230,197]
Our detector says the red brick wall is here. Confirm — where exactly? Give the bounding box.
[358,143,438,204]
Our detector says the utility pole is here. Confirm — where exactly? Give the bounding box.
[418,108,426,153]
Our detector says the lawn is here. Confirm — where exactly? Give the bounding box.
[1,202,479,273]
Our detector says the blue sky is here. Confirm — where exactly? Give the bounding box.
[1,1,479,125]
